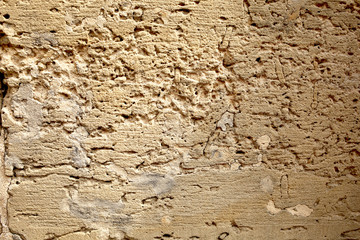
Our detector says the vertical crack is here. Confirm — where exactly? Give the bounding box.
[0,72,7,116]
[0,69,11,239]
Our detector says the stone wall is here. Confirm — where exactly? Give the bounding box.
[0,0,359,239]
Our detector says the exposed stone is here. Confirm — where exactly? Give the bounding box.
[0,0,359,239]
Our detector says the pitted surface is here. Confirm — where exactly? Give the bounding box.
[0,0,359,239]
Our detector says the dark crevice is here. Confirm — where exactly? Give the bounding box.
[0,71,8,126]
[176,8,191,14]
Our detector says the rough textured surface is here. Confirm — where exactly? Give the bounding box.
[0,0,359,239]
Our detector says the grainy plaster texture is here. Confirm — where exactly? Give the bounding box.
[0,0,359,239]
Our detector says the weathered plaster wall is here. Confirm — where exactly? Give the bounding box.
[0,0,359,239]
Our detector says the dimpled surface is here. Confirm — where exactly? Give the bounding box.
[0,0,359,239]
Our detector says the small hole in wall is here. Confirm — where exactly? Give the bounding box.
[218,232,229,240]
[236,150,245,154]
[114,36,123,42]
[65,50,74,56]
[256,57,261,62]
[3,14,10,19]
[177,8,191,14]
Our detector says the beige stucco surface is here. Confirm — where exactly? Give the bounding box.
[0,0,359,239]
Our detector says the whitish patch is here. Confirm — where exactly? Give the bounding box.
[286,204,313,217]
